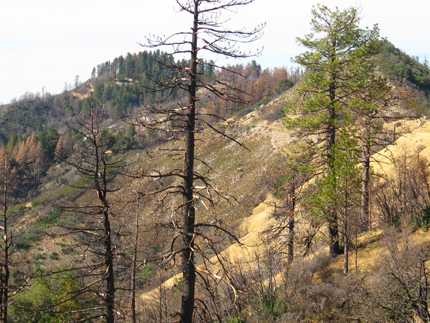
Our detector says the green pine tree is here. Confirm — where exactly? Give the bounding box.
[284,5,382,257]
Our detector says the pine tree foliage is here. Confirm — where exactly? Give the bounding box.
[284,5,384,257]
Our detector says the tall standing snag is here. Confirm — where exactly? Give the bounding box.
[139,1,264,321]
[0,153,13,323]
[56,101,120,323]
[0,148,33,322]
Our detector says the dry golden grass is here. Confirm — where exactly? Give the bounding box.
[140,99,430,306]
[372,119,430,176]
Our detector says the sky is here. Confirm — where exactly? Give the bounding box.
[1,0,429,105]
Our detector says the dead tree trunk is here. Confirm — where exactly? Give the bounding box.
[180,5,198,321]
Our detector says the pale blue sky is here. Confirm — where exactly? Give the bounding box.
[1,0,428,104]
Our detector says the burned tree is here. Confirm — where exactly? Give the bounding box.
[267,141,317,264]
[0,151,14,323]
[0,147,34,322]
[352,83,417,231]
[137,0,264,321]
[53,101,122,323]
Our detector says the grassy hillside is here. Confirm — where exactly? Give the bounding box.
[135,91,430,322]
[2,41,430,321]
[9,84,430,321]
[377,41,430,113]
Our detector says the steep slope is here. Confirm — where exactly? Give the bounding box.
[4,41,430,321]
[140,95,430,313]
[372,118,430,175]
[378,41,430,99]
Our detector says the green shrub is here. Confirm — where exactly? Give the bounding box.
[256,98,269,106]
[33,253,46,261]
[228,313,245,323]
[36,209,61,226]
[16,234,33,250]
[11,204,26,213]
[274,78,294,94]
[60,246,74,255]
[411,206,430,231]
[138,262,155,281]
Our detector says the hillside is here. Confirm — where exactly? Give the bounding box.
[1,37,430,322]
[1,41,429,145]
[137,94,430,322]
[378,41,430,101]
[8,85,430,322]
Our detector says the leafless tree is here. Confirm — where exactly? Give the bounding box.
[373,151,430,227]
[374,226,430,322]
[0,154,14,323]
[136,0,264,321]
[0,151,33,323]
[52,100,123,322]
[351,81,418,231]
[265,142,317,264]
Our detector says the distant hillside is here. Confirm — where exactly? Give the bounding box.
[2,40,429,145]
[0,95,65,144]
[0,50,294,145]
[0,50,183,143]
[377,41,430,107]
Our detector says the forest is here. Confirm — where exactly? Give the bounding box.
[1,1,430,323]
